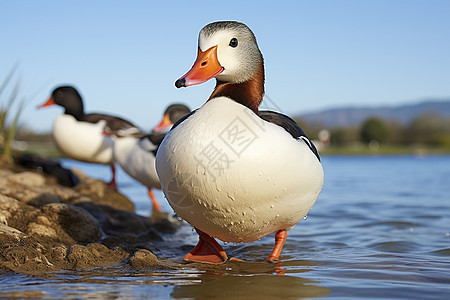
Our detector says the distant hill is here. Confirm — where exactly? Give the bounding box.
[296,99,450,127]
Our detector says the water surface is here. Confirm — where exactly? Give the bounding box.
[1,155,449,299]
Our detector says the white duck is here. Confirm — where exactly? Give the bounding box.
[106,104,190,212]
[156,21,323,263]
[38,86,141,189]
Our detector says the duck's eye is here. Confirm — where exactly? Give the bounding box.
[229,38,238,48]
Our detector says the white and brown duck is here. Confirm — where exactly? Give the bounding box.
[156,21,323,263]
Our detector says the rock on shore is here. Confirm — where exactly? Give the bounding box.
[0,162,175,275]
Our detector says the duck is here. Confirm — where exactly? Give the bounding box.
[38,86,141,189]
[105,104,190,212]
[155,21,324,264]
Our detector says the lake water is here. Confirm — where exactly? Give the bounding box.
[1,155,450,299]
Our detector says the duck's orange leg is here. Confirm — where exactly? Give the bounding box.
[183,228,228,264]
[265,229,287,262]
[106,164,118,190]
[148,189,161,212]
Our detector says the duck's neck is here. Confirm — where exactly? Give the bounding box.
[66,109,84,121]
[64,101,84,121]
[208,62,265,114]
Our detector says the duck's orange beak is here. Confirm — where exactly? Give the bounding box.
[37,96,55,109]
[153,113,173,132]
[175,46,224,88]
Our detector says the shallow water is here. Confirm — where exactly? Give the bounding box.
[1,155,450,299]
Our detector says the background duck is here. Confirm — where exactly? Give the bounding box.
[38,86,141,189]
[105,104,190,212]
[156,21,324,264]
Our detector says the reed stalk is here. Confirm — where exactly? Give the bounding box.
[0,64,23,162]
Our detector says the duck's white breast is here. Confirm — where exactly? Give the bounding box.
[156,97,323,243]
[53,114,114,164]
[113,137,160,189]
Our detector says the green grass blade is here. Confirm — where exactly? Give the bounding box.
[3,97,25,158]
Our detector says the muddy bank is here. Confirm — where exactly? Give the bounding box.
[0,158,178,275]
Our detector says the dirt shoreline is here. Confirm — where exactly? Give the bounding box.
[0,159,178,275]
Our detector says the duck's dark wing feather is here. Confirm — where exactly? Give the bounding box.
[143,132,166,146]
[83,113,141,134]
[259,110,320,162]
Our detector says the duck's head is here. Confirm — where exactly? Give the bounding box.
[175,21,264,111]
[38,86,84,120]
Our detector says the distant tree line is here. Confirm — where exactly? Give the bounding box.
[296,112,450,148]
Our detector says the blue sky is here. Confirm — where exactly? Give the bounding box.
[1,0,449,133]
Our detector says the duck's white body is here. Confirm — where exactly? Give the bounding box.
[53,114,114,164]
[113,136,160,189]
[157,97,323,243]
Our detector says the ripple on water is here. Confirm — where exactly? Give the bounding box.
[356,221,420,229]
[369,240,420,253]
[431,248,450,256]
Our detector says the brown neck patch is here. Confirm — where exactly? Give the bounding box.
[208,62,265,114]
